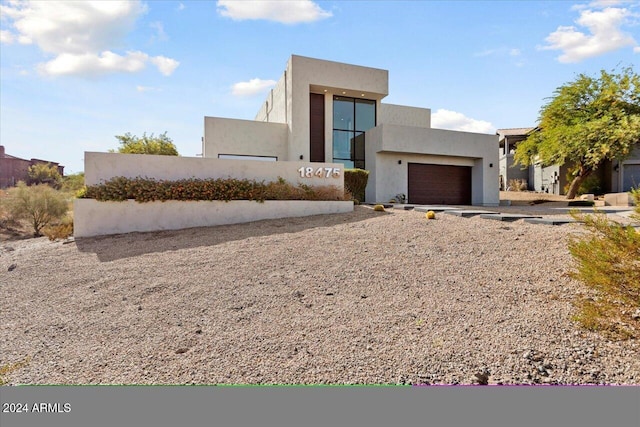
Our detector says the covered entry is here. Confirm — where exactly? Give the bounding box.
[408,163,472,205]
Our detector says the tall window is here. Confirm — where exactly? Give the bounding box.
[333,96,375,169]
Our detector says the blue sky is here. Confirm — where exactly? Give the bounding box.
[1,0,639,174]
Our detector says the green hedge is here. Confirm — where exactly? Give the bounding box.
[83,176,346,203]
[344,169,369,203]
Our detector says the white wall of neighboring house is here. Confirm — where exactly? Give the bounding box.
[203,55,499,206]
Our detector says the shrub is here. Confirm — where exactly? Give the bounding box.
[344,169,369,203]
[373,204,385,212]
[61,172,85,193]
[507,179,527,191]
[84,176,347,203]
[3,182,69,236]
[42,222,74,241]
[27,163,62,188]
[568,188,640,339]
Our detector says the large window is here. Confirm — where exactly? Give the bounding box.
[332,96,375,169]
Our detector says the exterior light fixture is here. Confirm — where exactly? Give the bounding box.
[398,160,402,165]
[489,163,493,168]
[342,91,346,94]
[299,155,304,160]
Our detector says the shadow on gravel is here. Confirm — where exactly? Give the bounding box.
[75,205,384,262]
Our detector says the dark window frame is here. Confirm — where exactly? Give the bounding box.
[332,95,375,169]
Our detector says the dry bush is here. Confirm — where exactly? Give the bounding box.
[507,179,528,191]
[42,220,74,241]
[3,182,69,236]
[569,188,640,339]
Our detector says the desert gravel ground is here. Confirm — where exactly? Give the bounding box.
[1,205,639,385]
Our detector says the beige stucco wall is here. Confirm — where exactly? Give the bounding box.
[379,103,431,128]
[288,55,388,162]
[203,117,288,160]
[74,199,353,237]
[84,152,345,190]
[255,71,288,124]
[365,124,499,206]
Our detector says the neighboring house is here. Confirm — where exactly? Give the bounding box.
[497,128,535,191]
[0,145,65,188]
[497,129,640,195]
[203,55,498,206]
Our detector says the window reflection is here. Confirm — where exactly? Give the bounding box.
[332,96,375,169]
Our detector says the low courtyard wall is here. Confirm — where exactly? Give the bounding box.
[75,152,351,237]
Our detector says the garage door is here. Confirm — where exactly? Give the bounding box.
[622,164,640,191]
[408,163,472,205]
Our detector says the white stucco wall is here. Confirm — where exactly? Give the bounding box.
[74,199,353,237]
[255,71,288,124]
[84,152,345,190]
[288,55,389,162]
[203,117,288,160]
[365,124,499,206]
[379,103,431,128]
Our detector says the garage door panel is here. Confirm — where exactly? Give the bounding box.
[408,163,471,205]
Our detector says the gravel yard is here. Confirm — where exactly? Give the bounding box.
[1,205,638,385]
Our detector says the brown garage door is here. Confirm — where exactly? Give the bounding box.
[408,163,471,205]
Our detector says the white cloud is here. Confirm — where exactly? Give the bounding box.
[38,51,148,76]
[0,30,14,43]
[473,47,522,58]
[635,46,640,53]
[431,109,495,134]
[150,21,168,42]
[150,56,180,76]
[572,0,628,10]
[217,0,332,24]
[540,6,638,62]
[177,3,186,11]
[136,85,161,93]
[37,51,179,77]
[232,78,277,96]
[1,0,179,77]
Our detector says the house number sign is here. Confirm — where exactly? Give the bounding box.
[297,166,341,178]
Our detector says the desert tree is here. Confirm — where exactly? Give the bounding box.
[110,132,179,156]
[514,67,640,199]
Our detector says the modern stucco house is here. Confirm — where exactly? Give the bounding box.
[203,55,499,206]
[497,128,640,195]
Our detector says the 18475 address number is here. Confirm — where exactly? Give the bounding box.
[297,166,341,178]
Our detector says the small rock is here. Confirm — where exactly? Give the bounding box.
[175,348,188,354]
[138,305,142,311]
[325,292,334,296]
[8,263,17,272]
[195,329,202,334]
[474,369,490,385]
[631,309,640,320]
